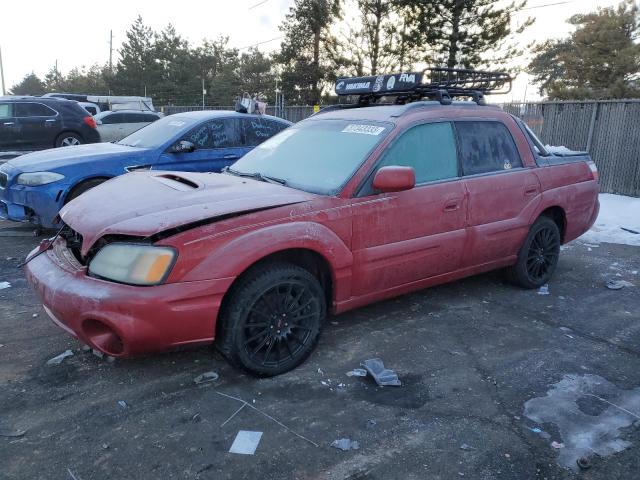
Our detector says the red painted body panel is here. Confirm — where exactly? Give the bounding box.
[25,105,600,357]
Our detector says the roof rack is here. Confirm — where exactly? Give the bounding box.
[334,67,512,107]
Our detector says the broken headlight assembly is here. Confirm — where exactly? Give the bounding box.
[17,172,65,186]
[88,243,176,286]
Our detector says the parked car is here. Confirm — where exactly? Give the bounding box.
[43,93,156,114]
[0,96,100,151]
[95,110,163,142]
[23,70,599,377]
[0,111,291,228]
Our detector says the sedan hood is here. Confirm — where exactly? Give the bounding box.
[7,143,148,172]
[60,171,318,256]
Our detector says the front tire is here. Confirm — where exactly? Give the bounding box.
[65,178,106,204]
[55,132,83,147]
[506,216,561,289]
[216,262,326,377]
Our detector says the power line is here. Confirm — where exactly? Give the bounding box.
[521,0,575,10]
[238,36,284,50]
[249,0,269,9]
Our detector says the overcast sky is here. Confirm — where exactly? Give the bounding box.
[0,0,627,101]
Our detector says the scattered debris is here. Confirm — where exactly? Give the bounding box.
[537,284,550,295]
[459,443,475,451]
[81,344,91,352]
[317,368,324,375]
[0,429,27,438]
[117,400,128,409]
[0,281,10,290]
[216,391,319,447]
[191,413,202,423]
[194,371,219,384]
[331,438,360,451]
[620,227,639,235]
[361,358,401,387]
[32,313,38,318]
[346,368,367,377]
[46,350,74,366]
[67,468,80,480]
[366,420,377,429]
[92,349,104,359]
[551,441,565,449]
[577,457,592,470]
[531,427,542,433]
[605,279,634,290]
[229,430,263,455]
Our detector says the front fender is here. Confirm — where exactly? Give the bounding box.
[174,221,354,290]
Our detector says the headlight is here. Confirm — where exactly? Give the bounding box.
[88,243,176,286]
[17,172,65,186]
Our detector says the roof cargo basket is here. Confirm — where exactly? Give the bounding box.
[334,67,512,106]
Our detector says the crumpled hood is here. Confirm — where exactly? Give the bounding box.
[7,143,148,172]
[60,171,318,255]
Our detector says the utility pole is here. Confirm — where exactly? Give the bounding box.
[202,77,206,110]
[109,30,113,71]
[0,46,5,95]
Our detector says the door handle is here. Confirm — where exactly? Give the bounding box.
[3,122,14,126]
[45,119,56,122]
[524,185,539,196]
[223,154,239,160]
[443,200,460,212]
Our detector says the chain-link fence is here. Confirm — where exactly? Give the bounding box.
[161,100,640,197]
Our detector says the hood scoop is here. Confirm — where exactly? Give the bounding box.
[152,174,200,191]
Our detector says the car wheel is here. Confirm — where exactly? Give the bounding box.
[216,262,326,377]
[506,216,561,289]
[65,178,107,204]
[56,132,83,147]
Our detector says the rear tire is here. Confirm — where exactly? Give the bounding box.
[216,262,326,377]
[65,178,106,204]
[55,132,83,148]
[506,216,561,289]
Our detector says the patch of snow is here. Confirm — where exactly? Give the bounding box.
[0,281,10,290]
[578,194,640,247]
[545,145,580,155]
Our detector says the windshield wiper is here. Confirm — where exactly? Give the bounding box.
[223,167,287,186]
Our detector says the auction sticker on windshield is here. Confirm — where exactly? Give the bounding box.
[342,124,385,135]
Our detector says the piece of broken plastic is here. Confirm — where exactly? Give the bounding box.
[346,368,367,377]
[537,284,550,295]
[361,358,401,386]
[605,279,634,290]
[46,349,74,365]
[194,371,219,384]
[331,438,360,451]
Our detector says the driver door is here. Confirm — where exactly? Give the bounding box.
[155,118,244,172]
[350,122,468,296]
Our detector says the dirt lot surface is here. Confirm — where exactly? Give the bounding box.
[1,219,639,480]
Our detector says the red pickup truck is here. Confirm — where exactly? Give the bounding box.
[25,69,599,376]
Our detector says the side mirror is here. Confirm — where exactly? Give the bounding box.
[372,166,416,193]
[171,140,196,153]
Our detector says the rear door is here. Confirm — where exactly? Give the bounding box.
[156,118,244,172]
[351,122,468,296]
[0,103,18,149]
[118,113,156,139]
[14,102,60,148]
[456,120,541,267]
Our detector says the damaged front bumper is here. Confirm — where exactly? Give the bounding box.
[24,237,234,357]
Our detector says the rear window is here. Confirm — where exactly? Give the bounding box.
[182,118,242,148]
[456,121,522,175]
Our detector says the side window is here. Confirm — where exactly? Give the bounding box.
[100,113,123,124]
[183,119,241,148]
[242,118,288,146]
[0,103,12,118]
[376,122,458,185]
[15,103,57,117]
[456,121,522,175]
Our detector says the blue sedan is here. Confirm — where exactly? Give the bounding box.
[0,111,291,228]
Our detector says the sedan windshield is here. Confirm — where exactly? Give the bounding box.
[228,119,393,195]
[117,115,198,148]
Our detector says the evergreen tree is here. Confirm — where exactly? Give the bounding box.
[399,0,532,69]
[43,65,65,92]
[528,0,640,99]
[111,16,158,96]
[9,72,46,95]
[277,0,342,104]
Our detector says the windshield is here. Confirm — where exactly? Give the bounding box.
[117,115,198,148]
[228,119,393,195]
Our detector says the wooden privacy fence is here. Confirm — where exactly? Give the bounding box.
[502,100,640,197]
[161,100,640,197]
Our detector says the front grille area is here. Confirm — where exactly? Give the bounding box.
[59,224,85,265]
